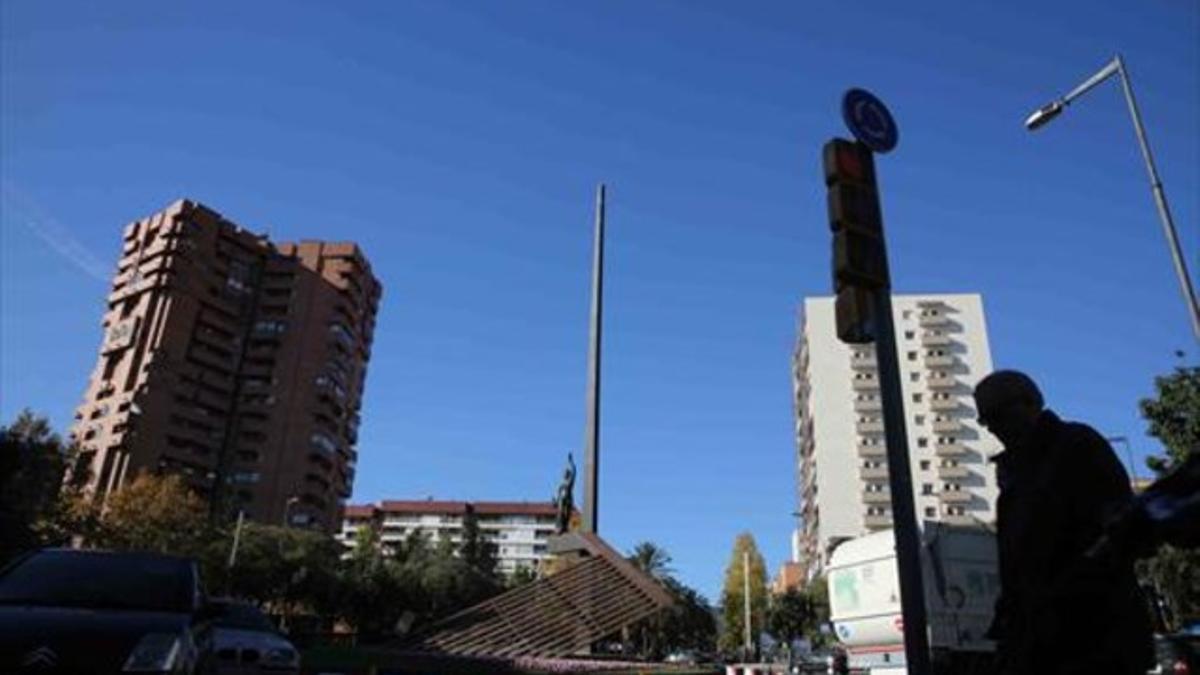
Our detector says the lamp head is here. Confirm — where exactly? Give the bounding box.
[1025,101,1064,131]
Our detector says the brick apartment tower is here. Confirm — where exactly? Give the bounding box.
[69,199,381,532]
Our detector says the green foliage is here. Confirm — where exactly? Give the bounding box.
[629,541,674,580]
[459,506,498,578]
[91,472,211,556]
[767,588,810,646]
[505,565,538,589]
[1140,366,1199,475]
[1137,366,1200,628]
[719,532,769,656]
[622,541,716,660]
[800,576,831,648]
[0,409,70,562]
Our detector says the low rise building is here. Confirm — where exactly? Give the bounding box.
[337,500,558,576]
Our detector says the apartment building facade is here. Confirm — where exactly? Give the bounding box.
[69,199,381,532]
[792,294,999,578]
[338,500,558,576]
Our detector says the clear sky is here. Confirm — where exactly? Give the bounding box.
[2,1,1197,600]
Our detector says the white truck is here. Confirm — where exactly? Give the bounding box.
[825,522,1000,675]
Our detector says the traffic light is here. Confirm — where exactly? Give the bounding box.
[824,138,888,343]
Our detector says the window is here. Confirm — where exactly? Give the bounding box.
[913,393,923,403]
[910,372,920,382]
[902,310,912,320]
[925,507,937,518]
[919,460,930,470]
[915,415,925,425]
[922,484,934,495]
[918,437,928,448]
[904,330,914,340]
[907,351,917,361]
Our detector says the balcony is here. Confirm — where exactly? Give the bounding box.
[860,465,889,480]
[857,443,886,458]
[921,332,952,347]
[937,464,971,479]
[851,377,880,391]
[856,419,886,434]
[850,354,877,370]
[938,490,973,504]
[930,398,960,412]
[927,375,958,389]
[924,354,957,368]
[853,398,882,413]
[864,514,892,529]
[862,489,892,505]
[932,418,962,433]
[942,515,977,526]
[919,313,949,327]
[935,442,968,458]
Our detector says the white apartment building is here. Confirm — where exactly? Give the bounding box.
[792,294,1000,578]
[337,500,558,576]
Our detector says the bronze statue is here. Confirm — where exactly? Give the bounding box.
[554,453,575,534]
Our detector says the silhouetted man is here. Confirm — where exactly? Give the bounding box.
[974,370,1153,675]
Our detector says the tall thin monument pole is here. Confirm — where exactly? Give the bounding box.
[582,184,606,534]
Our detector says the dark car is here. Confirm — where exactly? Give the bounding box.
[1150,633,1200,675]
[209,600,299,674]
[0,548,216,674]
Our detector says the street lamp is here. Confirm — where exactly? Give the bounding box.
[1106,436,1140,485]
[283,495,301,527]
[1025,55,1200,341]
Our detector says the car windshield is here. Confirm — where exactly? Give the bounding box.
[0,551,194,613]
[214,602,277,632]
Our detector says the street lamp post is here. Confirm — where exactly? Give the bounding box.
[283,496,301,528]
[1106,435,1140,485]
[1025,55,1200,341]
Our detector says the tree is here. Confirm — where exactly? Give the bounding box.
[621,542,716,660]
[1137,365,1200,628]
[629,541,674,580]
[459,505,498,579]
[767,588,811,651]
[0,410,70,562]
[505,565,538,589]
[800,576,831,648]
[719,532,769,658]
[1141,366,1199,475]
[90,472,210,557]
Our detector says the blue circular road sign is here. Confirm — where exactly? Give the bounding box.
[842,88,898,153]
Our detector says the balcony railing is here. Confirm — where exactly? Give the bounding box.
[864,514,892,529]
[860,465,889,480]
[932,419,962,433]
[930,398,960,412]
[938,490,973,504]
[856,420,886,434]
[937,464,971,479]
[921,332,952,346]
[851,378,880,391]
[862,489,892,504]
[853,398,883,413]
[857,444,887,458]
[927,375,958,389]
[935,442,968,458]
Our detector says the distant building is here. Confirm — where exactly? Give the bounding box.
[772,561,805,595]
[792,294,1000,578]
[69,199,381,532]
[337,500,558,576]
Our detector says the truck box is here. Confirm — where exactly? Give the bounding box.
[826,521,1000,674]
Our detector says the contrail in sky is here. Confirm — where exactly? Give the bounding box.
[1,181,112,283]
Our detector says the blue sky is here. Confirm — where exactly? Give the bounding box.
[2,1,1196,599]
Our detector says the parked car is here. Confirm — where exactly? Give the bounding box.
[209,600,300,674]
[0,548,217,673]
[1150,633,1199,675]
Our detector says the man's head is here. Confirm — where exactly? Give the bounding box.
[974,370,1045,449]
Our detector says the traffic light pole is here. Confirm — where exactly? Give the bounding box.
[872,289,932,675]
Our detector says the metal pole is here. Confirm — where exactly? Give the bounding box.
[582,184,606,534]
[743,550,752,659]
[872,289,933,675]
[227,509,245,570]
[1113,57,1200,341]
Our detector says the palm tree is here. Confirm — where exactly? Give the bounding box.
[628,541,674,580]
